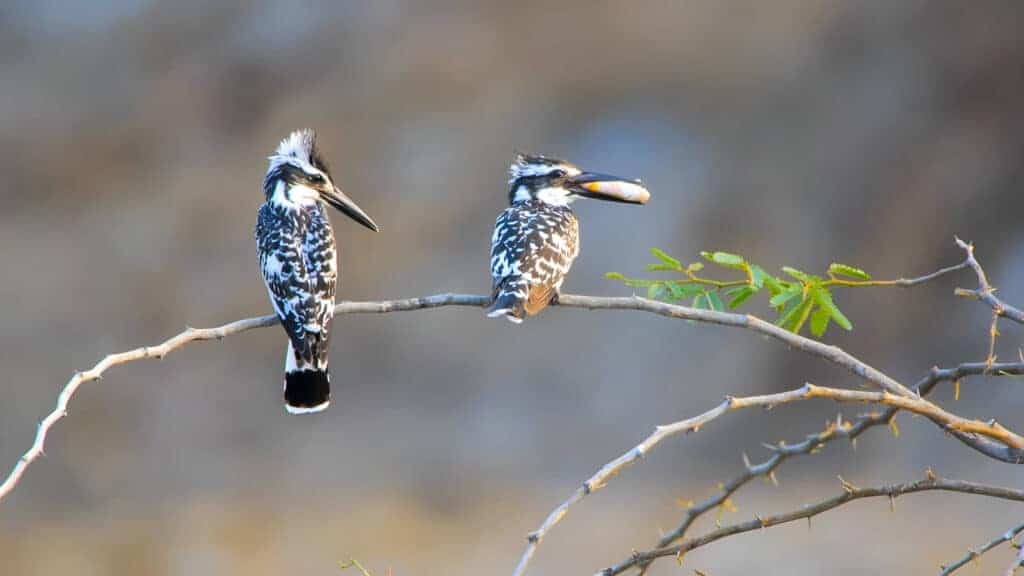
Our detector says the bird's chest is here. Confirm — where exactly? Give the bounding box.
[298,209,338,277]
[260,205,337,277]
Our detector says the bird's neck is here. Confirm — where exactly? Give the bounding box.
[511,198,574,212]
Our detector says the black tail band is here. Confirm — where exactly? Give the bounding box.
[284,369,330,414]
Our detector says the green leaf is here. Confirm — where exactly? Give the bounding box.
[701,251,746,269]
[647,283,667,300]
[748,265,768,289]
[810,305,831,337]
[813,289,853,330]
[828,263,872,281]
[666,282,707,300]
[781,266,810,283]
[605,272,626,281]
[686,262,704,273]
[650,247,682,270]
[769,286,802,309]
[763,275,786,296]
[778,295,815,333]
[646,263,681,272]
[692,293,709,310]
[725,286,755,309]
[706,291,725,311]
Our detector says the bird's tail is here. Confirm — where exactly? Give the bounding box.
[283,340,330,414]
[487,279,527,324]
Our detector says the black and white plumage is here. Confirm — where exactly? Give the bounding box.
[488,153,651,323]
[256,129,378,414]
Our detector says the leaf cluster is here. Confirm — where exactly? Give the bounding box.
[607,249,874,337]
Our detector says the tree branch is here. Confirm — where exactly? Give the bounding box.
[955,237,1024,325]
[620,362,1024,575]
[513,372,1024,576]
[0,297,495,504]
[938,520,1024,575]
[597,475,1024,574]
[1,288,938,505]
[1006,540,1024,576]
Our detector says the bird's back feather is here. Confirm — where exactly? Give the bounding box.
[489,201,579,321]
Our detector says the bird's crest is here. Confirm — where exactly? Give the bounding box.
[269,128,330,175]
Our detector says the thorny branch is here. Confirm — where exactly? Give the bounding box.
[526,238,1024,576]
[592,239,1024,576]
[598,474,1024,574]
[1006,542,1024,576]
[938,520,1024,576]
[1,238,1020,576]
[522,367,1024,576]
[617,362,1024,576]
[954,237,1024,325]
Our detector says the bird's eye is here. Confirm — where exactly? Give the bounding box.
[551,169,567,178]
[308,173,325,184]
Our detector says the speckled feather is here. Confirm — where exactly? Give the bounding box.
[490,200,579,317]
[256,193,337,370]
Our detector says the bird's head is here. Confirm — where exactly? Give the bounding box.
[264,129,379,232]
[507,152,651,207]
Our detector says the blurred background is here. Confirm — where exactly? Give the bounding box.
[1,1,1023,574]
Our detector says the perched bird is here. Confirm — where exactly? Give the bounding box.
[488,152,650,323]
[256,129,378,414]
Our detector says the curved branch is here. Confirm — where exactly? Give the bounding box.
[1,290,929,505]
[625,362,1024,575]
[513,377,1024,576]
[598,475,1024,574]
[0,313,277,504]
[0,295,492,504]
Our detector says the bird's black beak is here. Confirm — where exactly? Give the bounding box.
[569,172,651,205]
[321,186,379,232]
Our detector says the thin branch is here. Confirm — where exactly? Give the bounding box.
[597,475,1024,574]
[824,260,969,288]
[1,288,934,505]
[512,376,1024,576]
[1008,545,1024,576]
[955,237,1024,325]
[0,294,487,504]
[620,362,1024,575]
[938,521,1024,575]
[339,559,376,576]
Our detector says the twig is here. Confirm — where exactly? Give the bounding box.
[1007,542,1024,576]
[955,237,1024,325]
[824,260,969,288]
[627,362,1024,575]
[339,558,375,576]
[513,377,1024,576]
[597,475,1024,574]
[938,521,1024,575]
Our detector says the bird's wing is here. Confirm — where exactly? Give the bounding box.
[490,205,579,314]
[489,207,522,290]
[257,204,320,364]
[299,208,337,367]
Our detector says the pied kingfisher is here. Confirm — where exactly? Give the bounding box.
[488,153,650,323]
[256,129,379,414]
